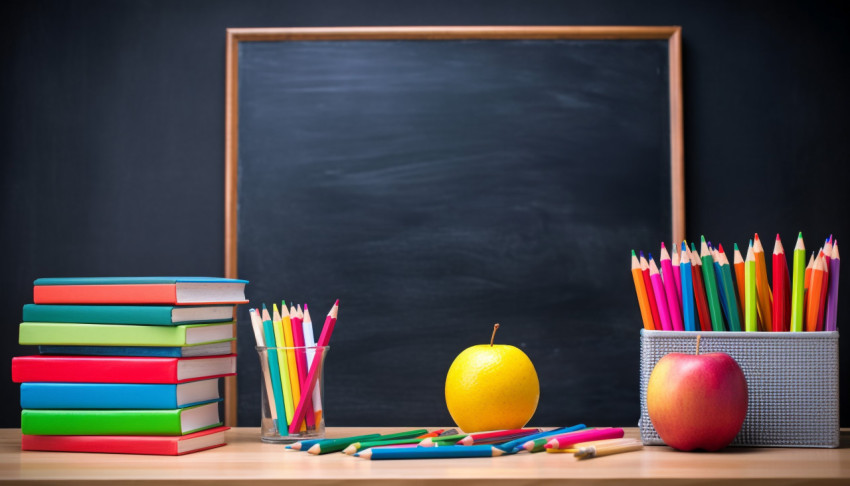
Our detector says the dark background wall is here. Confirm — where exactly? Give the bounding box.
[2,0,849,428]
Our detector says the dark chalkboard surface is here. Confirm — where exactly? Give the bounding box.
[226,27,683,427]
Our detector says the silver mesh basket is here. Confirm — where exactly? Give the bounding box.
[639,330,839,448]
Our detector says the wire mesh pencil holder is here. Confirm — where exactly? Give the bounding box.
[639,330,839,448]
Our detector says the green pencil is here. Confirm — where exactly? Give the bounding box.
[343,437,424,455]
[522,437,551,453]
[419,433,468,447]
[700,236,726,331]
[306,434,381,455]
[790,232,807,332]
[745,241,758,332]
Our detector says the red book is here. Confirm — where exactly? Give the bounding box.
[12,355,236,384]
[21,426,229,455]
[32,277,248,305]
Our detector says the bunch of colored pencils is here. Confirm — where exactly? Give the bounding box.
[248,299,339,435]
[284,424,643,460]
[631,233,840,332]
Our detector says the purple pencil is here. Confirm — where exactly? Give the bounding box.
[825,241,840,331]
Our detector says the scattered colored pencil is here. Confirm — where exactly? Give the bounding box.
[307,433,382,455]
[574,439,644,459]
[825,241,840,332]
[631,251,655,330]
[458,428,539,446]
[355,445,506,460]
[419,433,468,447]
[545,428,625,449]
[502,424,586,453]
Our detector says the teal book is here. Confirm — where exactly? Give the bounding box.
[23,304,235,325]
[19,322,235,346]
[21,402,222,436]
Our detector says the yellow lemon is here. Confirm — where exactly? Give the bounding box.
[445,326,539,432]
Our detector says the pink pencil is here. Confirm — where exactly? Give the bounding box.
[671,243,683,308]
[288,304,314,429]
[649,255,673,331]
[545,428,625,449]
[660,244,684,330]
[289,300,339,434]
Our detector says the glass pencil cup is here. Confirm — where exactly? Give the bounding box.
[256,346,329,443]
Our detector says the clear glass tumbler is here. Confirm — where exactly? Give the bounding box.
[256,345,329,443]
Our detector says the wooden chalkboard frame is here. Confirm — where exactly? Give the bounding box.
[223,26,684,425]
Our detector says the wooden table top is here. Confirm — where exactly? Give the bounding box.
[1,427,849,484]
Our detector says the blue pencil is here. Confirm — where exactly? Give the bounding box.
[355,445,505,460]
[261,305,289,430]
[500,424,586,453]
[680,241,696,331]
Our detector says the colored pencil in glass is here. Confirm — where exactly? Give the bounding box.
[249,308,278,425]
[288,304,313,430]
[545,428,625,450]
[302,304,323,425]
[271,304,295,425]
[660,244,684,330]
[700,237,726,331]
[772,235,791,332]
[502,424,586,453]
[458,428,539,446]
[825,241,840,332]
[355,445,506,460]
[717,244,742,332]
[805,252,826,332]
[733,244,747,324]
[671,244,683,307]
[689,243,712,332]
[261,305,288,429]
[307,433,382,455]
[648,255,673,331]
[640,252,662,330]
[574,439,644,459]
[790,233,807,332]
[288,300,338,434]
[680,242,696,331]
[745,242,758,332]
[279,302,302,419]
[631,250,655,330]
[752,234,774,332]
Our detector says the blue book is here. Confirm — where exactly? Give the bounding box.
[38,341,234,358]
[23,304,235,326]
[20,379,222,409]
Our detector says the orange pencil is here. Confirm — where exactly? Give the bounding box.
[689,244,712,332]
[816,251,830,331]
[752,234,773,332]
[805,252,826,332]
[631,251,655,330]
[732,244,747,325]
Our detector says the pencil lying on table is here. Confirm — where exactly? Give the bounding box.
[545,428,625,450]
[574,439,643,459]
[355,445,506,460]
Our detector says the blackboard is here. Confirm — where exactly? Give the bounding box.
[225,27,684,427]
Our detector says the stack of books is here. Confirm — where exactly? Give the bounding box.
[11,277,247,455]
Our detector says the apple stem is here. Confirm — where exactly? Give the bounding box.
[696,335,701,355]
[490,323,500,347]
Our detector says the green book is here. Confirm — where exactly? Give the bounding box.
[22,304,235,326]
[18,322,235,347]
[21,402,221,436]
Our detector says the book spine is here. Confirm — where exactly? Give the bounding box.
[12,356,180,383]
[21,409,183,435]
[33,284,178,305]
[23,304,175,325]
[20,383,179,409]
[19,322,188,346]
[21,434,179,455]
[38,345,185,357]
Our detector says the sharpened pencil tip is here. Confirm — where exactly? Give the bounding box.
[754,233,760,242]
[631,249,636,256]
[799,232,803,238]
[661,241,666,249]
[261,303,268,310]
[776,234,781,241]
[718,243,725,253]
[334,299,339,306]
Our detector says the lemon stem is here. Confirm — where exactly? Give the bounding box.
[490,323,500,347]
[696,335,701,355]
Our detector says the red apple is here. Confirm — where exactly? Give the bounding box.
[647,338,748,451]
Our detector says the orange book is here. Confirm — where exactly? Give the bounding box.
[33,277,248,305]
